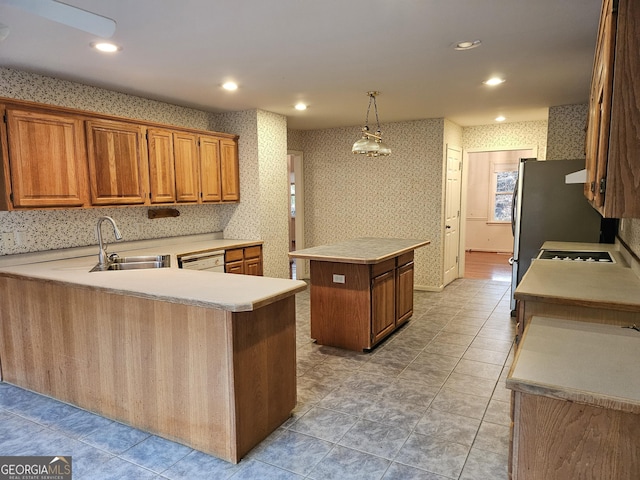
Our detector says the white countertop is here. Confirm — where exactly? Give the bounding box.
[289,237,430,264]
[507,316,640,413]
[0,234,306,312]
[515,241,640,311]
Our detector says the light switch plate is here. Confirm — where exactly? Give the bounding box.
[332,274,345,284]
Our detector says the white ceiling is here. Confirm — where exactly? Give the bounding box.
[0,0,601,130]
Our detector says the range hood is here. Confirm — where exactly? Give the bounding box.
[565,168,587,184]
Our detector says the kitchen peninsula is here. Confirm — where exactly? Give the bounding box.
[289,238,429,351]
[0,235,307,464]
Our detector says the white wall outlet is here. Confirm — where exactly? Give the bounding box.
[332,274,345,284]
[14,231,26,246]
[1,232,15,249]
[136,223,144,235]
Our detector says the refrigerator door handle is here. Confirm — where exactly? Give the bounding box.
[511,176,519,236]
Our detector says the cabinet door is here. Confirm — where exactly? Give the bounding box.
[584,0,616,212]
[371,270,396,345]
[220,138,240,201]
[5,108,88,208]
[199,135,222,202]
[173,132,199,203]
[225,260,244,275]
[147,128,176,204]
[244,257,263,276]
[396,262,414,326]
[86,119,148,205]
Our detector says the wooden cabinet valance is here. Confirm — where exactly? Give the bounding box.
[0,98,239,210]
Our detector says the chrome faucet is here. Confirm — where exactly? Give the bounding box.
[96,216,123,267]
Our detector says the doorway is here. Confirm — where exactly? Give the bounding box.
[461,147,535,278]
[287,151,306,279]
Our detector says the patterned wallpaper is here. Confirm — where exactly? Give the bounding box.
[294,119,451,289]
[463,120,548,160]
[0,68,213,130]
[0,68,327,278]
[209,109,291,278]
[0,68,243,257]
[546,104,589,160]
[287,129,305,152]
[257,110,290,278]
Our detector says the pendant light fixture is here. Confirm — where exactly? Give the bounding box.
[352,91,391,157]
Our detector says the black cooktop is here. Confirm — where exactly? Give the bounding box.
[537,250,614,263]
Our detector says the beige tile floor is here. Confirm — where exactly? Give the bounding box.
[247,277,515,479]
[0,278,514,479]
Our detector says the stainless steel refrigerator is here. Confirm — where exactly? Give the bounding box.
[509,158,607,312]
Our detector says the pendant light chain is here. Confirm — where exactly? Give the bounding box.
[351,90,391,156]
[365,94,373,131]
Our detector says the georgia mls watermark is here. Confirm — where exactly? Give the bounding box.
[0,456,72,480]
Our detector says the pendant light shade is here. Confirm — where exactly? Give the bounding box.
[352,92,390,157]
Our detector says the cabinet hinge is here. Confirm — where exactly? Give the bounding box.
[599,177,606,195]
[3,113,7,123]
[612,0,619,13]
[145,132,148,140]
[9,192,13,203]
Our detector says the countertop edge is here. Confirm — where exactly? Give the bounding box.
[289,240,430,264]
[514,291,640,312]
[0,270,307,312]
[506,377,640,414]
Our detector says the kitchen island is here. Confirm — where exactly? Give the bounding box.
[289,238,429,351]
[0,236,307,464]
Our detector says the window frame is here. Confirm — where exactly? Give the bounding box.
[488,161,518,224]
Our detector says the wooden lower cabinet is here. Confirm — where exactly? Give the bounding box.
[0,275,296,464]
[225,245,263,276]
[371,267,396,345]
[510,391,640,479]
[310,252,415,351]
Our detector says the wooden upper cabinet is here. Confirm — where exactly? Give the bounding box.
[86,119,148,205]
[173,132,199,203]
[199,135,222,202]
[220,138,240,202]
[0,98,239,210]
[147,128,176,204]
[584,0,640,218]
[3,108,89,208]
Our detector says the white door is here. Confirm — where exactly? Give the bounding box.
[443,145,462,286]
[287,151,306,279]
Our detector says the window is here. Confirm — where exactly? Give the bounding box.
[490,162,518,222]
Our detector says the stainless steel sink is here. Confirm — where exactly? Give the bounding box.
[90,254,171,272]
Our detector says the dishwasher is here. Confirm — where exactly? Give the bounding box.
[178,250,225,272]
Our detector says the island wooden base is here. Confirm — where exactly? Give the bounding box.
[0,275,296,463]
[309,252,414,351]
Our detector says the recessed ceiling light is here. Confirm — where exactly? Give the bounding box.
[484,77,505,86]
[495,116,506,122]
[222,81,238,91]
[91,42,120,53]
[294,103,307,111]
[454,40,482,51]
